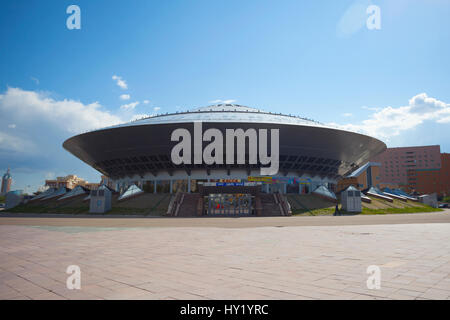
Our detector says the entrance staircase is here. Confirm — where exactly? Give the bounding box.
[258,193,291,216]
[167,193,203,217]
[167,192,291,217]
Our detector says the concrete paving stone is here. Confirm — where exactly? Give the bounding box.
[130,292,174,300]
[387,293,417,300]
[395,289,425,298]
[101,286,152,299]
[8,295,31,300]
[389,275,418,285]
[419,288,450,300]
[32,292,67,300]
[46,286,102,300]
[343,286,392,299]
[1,219,450,300]
[135,282,175,294]
[80,284,115,298]
[0,288,23,299]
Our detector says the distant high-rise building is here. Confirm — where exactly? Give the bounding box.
[371,145,441,186]
[1,168,12,195]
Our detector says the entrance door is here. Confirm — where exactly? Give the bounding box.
[206,194,253,216]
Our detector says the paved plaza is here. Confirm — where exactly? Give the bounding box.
[1,212,450,300]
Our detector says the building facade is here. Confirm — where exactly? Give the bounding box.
[371,145,441,186]
[63,104,386,216]
[337,162,381,192]
[407,153,450,197]
[45,175,99,190]
[1,168,12,196]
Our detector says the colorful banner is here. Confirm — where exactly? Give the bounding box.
[218,179,241,183]
[247,176,312,184]
[247,176,273,182]
[296,178,312,184]
[272,177,294,184]
[216,182,244,187]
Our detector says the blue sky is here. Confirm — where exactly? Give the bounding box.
[1,0,449,193]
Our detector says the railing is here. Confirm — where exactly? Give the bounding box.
[166,192,183,216]
[276,193,292,216]
[174,193,185,217]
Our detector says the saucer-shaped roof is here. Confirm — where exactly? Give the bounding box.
[63,103,387,180]
[101,104,331,131]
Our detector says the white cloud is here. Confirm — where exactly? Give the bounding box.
[0,87,153,192]
[0,87,123,134]
[153,107,160,112]
[8,124,16,129]
[112,75,128,90]
[361,105,381,111]
[0,87,152,192]
[408,93,449,115]
[120,101,139,111]
[342,113,353,117]
[437,116,450,124]
[143,100,150,104]
[0,131,36,153]
[119,94,130,101]
[330,93,450,140]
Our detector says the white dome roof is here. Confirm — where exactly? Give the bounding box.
[192,104,261,113]
[103,104,330,131]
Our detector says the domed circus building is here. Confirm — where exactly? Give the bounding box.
[63,104,386,216]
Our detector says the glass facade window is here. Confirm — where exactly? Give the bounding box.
[156,180,171,193]
[143,181,154,193]
[172,180,188,193]
[286,183,300,194]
